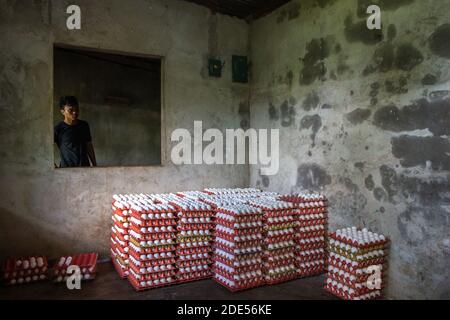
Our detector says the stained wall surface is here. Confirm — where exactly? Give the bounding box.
[249,0,450,299]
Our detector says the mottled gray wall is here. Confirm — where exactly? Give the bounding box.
[249,0,449,299]
[0,0,249,259]
[53,48,161,167]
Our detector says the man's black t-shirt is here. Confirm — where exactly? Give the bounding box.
[54,120,92,167]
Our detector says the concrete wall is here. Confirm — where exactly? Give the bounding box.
[53,47,162,167]
[249,0,450,299]
[0,0,249,259]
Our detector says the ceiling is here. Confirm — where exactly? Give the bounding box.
[182,0,292,20]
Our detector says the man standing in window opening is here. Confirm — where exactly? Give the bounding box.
[54,96,97,168]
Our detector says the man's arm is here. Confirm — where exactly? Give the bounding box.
[86,142,97,167]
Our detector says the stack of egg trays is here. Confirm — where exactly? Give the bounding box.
[1,256,48,285]
[111,194,133,278]
[325,228,389,300]
[248,199,298,285]
[212,204,265,291]
[168,195,215,283]
[52,253,98,283]
[279,193,328,277]
[127,200,178,291]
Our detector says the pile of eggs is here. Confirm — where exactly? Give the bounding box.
[212,204,265,291]
[249,199,298,284]
[111,194,134,278]
[126,197,178,290]
[325,227,388,300]
[170,196,215,283]
[287,194,328,278]
[2,256,48,285]
[52,253,98,283]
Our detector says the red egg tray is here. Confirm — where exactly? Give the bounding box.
[213,275,265,292]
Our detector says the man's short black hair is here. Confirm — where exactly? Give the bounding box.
[59,96,79,110]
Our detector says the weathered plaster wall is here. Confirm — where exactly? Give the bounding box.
[0,0,249,259]
[249,0,450,299]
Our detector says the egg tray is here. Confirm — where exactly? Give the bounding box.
[130,256,177,268]
[129,217,177,228]
[326,270,388,287]
[214,219,263,230]
[128,273,177,291]
[111,255,129,279]
[327,259,388,274]
[112,205,129,218]
[129,237,176,249]
[129,230,176,241]
[215,214,263,224]
[177,223,215,231]
[325,284,384,300]
[325,280,386,297]
[129,248,175,262]
[295,240,327,249]
[2,255,48,273]
[52,253,98,272]
[111,244,128,260]
[297,230,327,239]
[176,258,212,268]
[3,274,49,286]
[113,220,129,233]
[264,270,299,285]
[277,194,327,203]
[214,241,263,254]
[112,214,129,225]
[264,246,296,257]
[264,241,296,252]
[215,225,264,236]
[213,274,266,292]
[324,285,383,300]
[129,264,177,278]
[214,233,263,244]
[129,241,177,254]
[213,262,263,277]
[327,248,387,262]
[176,234,213,242]
[112,224,128,236]
[263,257,296,269]
[328,232,389,249]
[213,249,263,262]
[176,272,212,284]
[176,245,212,256]
[265,222,297,231]
[111,228,129,243]
[297,219,328,227]
[176,211,215,218]
[216,209,263,219]
[213,256,262,272]
[296,253,327,263]
[111,235,128,250]
[264,234,297,244]
[262,209,298,218]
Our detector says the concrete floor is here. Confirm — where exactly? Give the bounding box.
[0,262,337,300]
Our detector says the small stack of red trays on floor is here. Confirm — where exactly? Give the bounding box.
[127,199,178,290]
[248,199,298,284]
[325,227,388,300]
[212,204,265,291]
[111,194,132,278]
[166,194,215,283]
[279,193,328,277]
[1,256,48,285]
[52,253,98,283]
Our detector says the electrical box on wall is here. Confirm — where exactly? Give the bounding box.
[208,58,223,78]
[232,55,248,83]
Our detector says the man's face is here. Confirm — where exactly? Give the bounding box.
[61,104,79,120]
